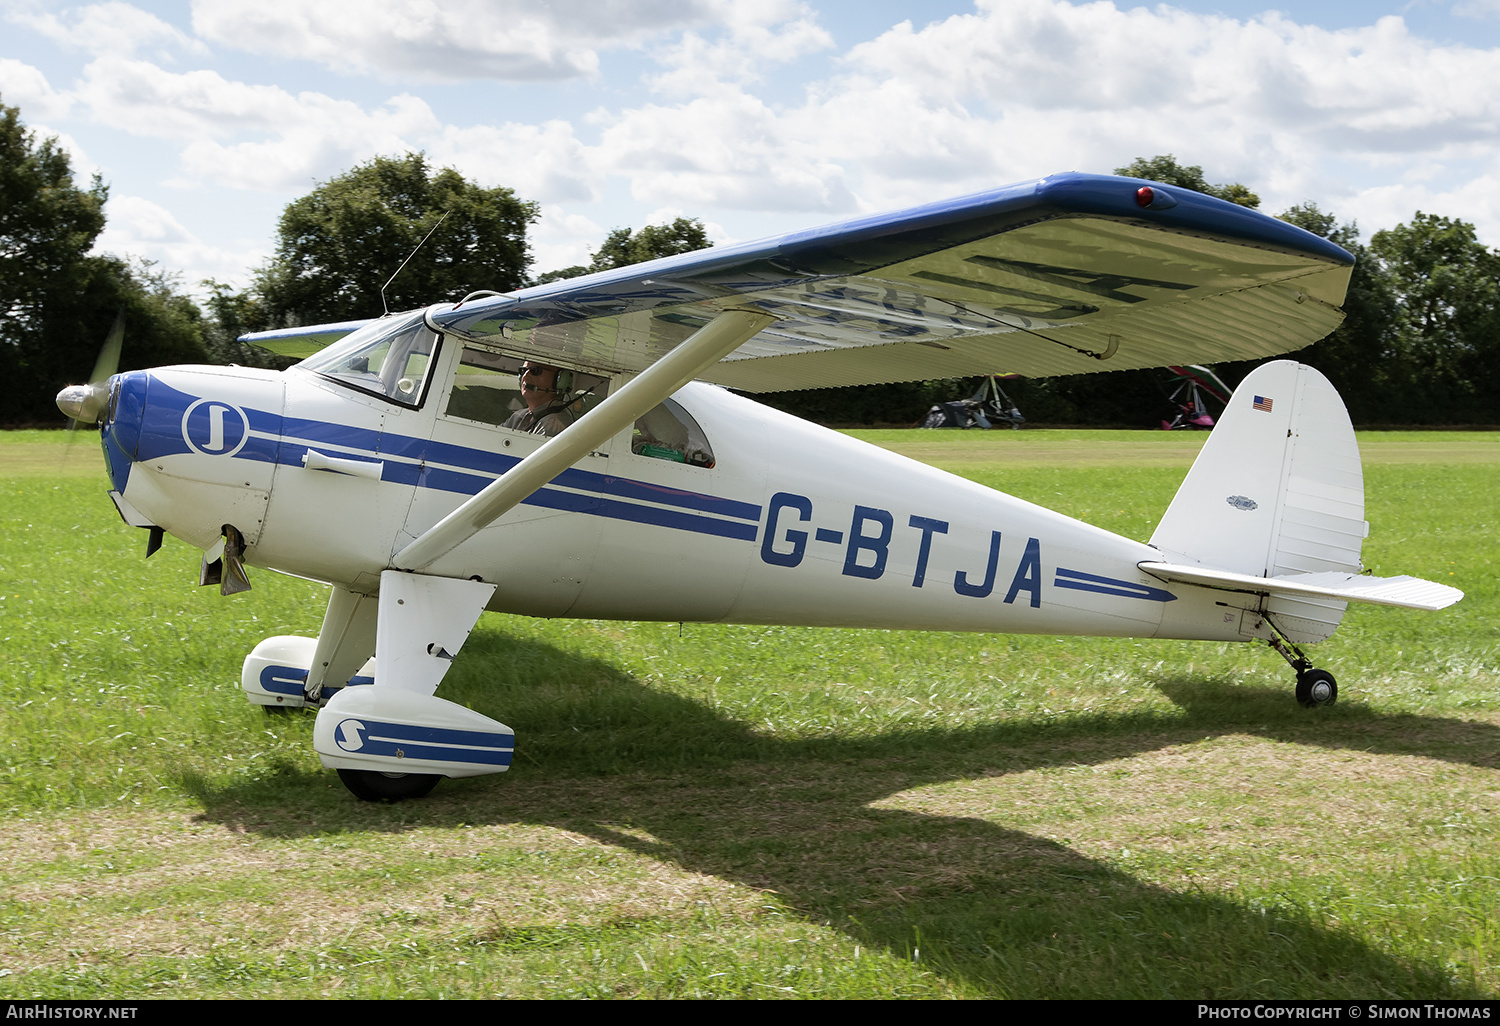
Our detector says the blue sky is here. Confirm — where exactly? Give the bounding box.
[4,0,1499,297]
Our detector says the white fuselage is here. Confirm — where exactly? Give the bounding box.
[102,348,1259,645]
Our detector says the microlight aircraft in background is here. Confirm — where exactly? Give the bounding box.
[1159,363,1232,430]
[56,173,1462,801]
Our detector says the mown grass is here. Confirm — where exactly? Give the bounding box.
[0,427,1495,998]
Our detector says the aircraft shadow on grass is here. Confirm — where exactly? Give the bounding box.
[196,631,1497,999]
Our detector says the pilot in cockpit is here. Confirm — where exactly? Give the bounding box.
[504,362,576,436]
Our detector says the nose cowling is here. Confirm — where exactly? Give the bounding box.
[101,371,149,494]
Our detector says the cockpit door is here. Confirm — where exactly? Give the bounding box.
[401,342,609,616]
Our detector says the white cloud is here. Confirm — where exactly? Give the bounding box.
[595,92,857,213]
[66,58,443,191]
[640,204,689,226]
[834,3,1500,166]
[751,0,1500,222]
[0,57,71,119]
[530,204,606,274]
[74,58,315,139]
[178,93,440,191]
[13,0,1500,290]
[1345,162,1500,247]
[430,120,597,204]
[0,61,97,176]
[190,0,728,82]
[1454,0,1500,19]
[5,1,205,59]
[648,0,833,96]
[93,194,264,289]
[501,0,1500,241]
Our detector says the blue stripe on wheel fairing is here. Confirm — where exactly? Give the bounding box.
[343,718,514,766]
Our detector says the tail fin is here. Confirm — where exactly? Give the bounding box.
[1149,360,1367,642]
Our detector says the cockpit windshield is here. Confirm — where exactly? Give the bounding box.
[296,311,440,407]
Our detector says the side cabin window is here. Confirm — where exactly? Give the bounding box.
[632,399,715,468]
[443,344,607,437]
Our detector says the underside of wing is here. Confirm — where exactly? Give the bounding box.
[425,173,1353,391]
[240,319,373,359]
[241,172,1353,391]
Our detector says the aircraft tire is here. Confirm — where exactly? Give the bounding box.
[1295,669,1337,708]
[337,768,442,801]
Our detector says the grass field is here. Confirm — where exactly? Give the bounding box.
[0,427,1495,999]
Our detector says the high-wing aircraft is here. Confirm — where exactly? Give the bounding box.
[55,172,1462,801]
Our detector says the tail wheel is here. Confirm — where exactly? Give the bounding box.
[1295,669,1338,708]
[337,769,442,802]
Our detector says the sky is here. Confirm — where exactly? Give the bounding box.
[4,0,1500,299]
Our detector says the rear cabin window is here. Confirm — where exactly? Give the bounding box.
[632,399,714,468]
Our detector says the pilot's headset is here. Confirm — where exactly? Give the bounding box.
[519,364,573,396]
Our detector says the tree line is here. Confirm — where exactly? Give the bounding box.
[3,96,1496,427]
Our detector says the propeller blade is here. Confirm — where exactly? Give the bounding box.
[59,308,125,426]
[90,309,125,385]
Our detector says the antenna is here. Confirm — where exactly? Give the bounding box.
[381,211,450,317]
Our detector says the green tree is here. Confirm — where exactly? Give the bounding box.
[1273,203,1397,423]
[1,99,207,424]
[79,258,208,370]
[1114,155,1261,209]
[1370,213,1500,422]
[1278,201,1341,241]
[589,217,711,270]
[254,153,538,326]
[535,217,711,284]
[2,98,106,422]
[200,278,292,368]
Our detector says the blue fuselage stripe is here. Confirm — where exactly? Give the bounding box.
[261,410,762,540]
[1054,567,1176,602]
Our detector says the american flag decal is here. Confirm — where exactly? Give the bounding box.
[1253,395,1274,412]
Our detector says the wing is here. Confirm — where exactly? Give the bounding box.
[243,172,1352,390]
[240,319,375,359]
[428,172,1352,391]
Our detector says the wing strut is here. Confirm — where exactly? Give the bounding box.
[394,307,776,572]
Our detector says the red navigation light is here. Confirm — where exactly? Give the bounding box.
[1133,185,1176,210]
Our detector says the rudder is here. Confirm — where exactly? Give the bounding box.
[1149,360,1367,642]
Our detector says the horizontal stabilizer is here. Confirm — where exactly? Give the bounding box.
[1139,560,1463,611]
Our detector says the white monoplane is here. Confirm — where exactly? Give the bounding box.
[56,173,1461,801]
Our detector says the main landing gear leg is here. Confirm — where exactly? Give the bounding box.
[311,571,513,802]
[1265,620,1337,708]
